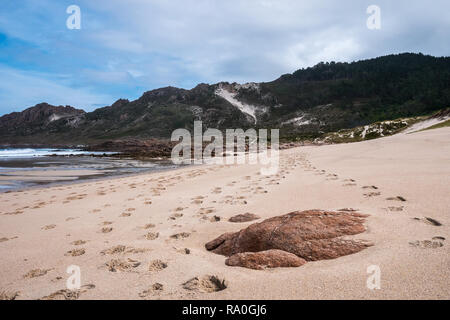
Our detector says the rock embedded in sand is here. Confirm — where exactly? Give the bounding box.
[228,213,260,223]
[206,210,372,268]
[225,249,307,270]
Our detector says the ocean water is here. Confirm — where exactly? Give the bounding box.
[0,148,111,158]
[0,148,179,191]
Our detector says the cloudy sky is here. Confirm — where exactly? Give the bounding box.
[0,0,448,115]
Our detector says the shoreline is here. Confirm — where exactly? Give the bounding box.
[0,153,183,193]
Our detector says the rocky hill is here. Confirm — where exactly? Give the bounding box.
[0,53,448,147]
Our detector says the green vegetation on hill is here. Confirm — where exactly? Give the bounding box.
[0,53,449,146]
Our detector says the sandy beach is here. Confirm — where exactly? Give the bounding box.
[0,126,449,300]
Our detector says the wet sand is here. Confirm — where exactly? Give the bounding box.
[0,156,178,191]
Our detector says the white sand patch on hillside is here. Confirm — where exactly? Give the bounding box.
[215,88,258,123]
[282,115,312,126]
[403,116,450,134]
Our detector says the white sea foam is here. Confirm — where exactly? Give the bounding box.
[0,148,112,158]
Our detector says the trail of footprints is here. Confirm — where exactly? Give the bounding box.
[1,156,445,300]
[300,154,445,251]
[2,160,298,299]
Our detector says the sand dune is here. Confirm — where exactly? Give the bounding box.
[0,127,448,300]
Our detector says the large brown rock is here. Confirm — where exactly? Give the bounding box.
[225,249,307,270]
[206,210,372,262]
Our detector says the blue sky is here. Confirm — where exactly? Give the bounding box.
[0,0,449,115]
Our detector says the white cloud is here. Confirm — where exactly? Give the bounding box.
[0,0,449,114]
[89,0,449,84]
[0,65,113,114]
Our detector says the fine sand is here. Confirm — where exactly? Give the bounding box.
[0,127,449,300]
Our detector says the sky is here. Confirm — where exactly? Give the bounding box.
[0,0,449,115]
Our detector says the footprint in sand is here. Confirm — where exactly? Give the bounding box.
[222,195,248,205]
[201,215,221,222]
[0,291,20,300]
[211,216,221,222]
[182,275,227,293]
[170,232,190,240]
[338,208,359,212]
[65,248,85,257]
[105,259,141,272]
[343,183,357,187]
[138,223,155,230]
[148,259,168,272]
[65,194,87,201]
[100,227,113,233]
[385,206,404,212]
[120,212,132,217]
[23,268,52,279]
[363,192,381,198]
[51,276,63,283]
[326,174,339,181]
[386,196,407,202]
[252,186,268,194]
[4,209,25,215]
[143,232,159,240]
[101,245,149,255]
[40,284,95,300]
[175,247,191,255]
[31,201,47,209]
[362,186,379,190]
[138,283,164,298]
[169,213,183,220]
[212,187,222,194]
[413,217,443,226]
[198,207,216,216]
[409,237,445,249]
[191,196,205,205]
[71,240,87,246]
[41,224,56,230]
